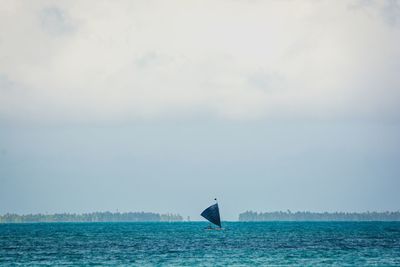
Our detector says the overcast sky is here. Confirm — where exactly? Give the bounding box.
[1,0,399,220]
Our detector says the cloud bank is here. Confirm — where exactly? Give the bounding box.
[1,0,399,122]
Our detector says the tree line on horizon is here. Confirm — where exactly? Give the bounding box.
[0,212,183,223]
[239,210,400,221]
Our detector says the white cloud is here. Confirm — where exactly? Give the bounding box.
[0,0,399,122]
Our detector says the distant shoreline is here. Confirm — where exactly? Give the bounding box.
[0,212,183,223]
[239,211,400,221]
[2,210,400,223]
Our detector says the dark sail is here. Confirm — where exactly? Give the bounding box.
[201,203,221,227]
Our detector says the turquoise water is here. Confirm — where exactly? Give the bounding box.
[1,222,400,266]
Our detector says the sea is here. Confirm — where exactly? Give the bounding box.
[1,222,400,266]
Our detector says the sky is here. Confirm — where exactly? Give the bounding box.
[0,0,399,221]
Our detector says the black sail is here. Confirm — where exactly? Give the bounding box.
[201,203,221,227]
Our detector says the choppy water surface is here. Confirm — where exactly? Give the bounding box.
[1,222,400,266]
